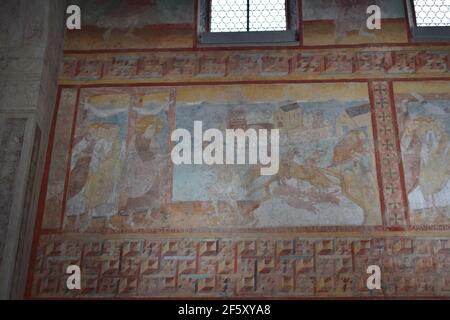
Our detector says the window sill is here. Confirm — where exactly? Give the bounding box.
[410,26,450,42]
[198,30,298,45]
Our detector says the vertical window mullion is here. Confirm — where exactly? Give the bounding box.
[409,0,418,27]
[247,0,250,31]
[207,0,212,32]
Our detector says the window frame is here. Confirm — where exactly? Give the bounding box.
[405,0,450,41]
[197,0,299,46]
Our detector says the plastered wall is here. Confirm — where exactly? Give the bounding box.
[26,0,450,298]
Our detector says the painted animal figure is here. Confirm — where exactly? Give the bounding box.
[244,149,336,214]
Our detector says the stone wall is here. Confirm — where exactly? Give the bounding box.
[0,0,66,299]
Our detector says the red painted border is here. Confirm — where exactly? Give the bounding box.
[388,80,411,225]
[57,77,450,88]
[59,89,81,231]
[25,87,63,299]
[63,41,450,55]
[167,90,177,205]
[368,81,388,227]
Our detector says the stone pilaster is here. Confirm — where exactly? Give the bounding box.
[0,0,66,299]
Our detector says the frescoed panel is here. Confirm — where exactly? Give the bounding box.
[118,91,172,222]
[63,88,172,232]
[29,235,450,298]
[302,0,408,45]
[65,0,195,50]
[394,81,450,225]
[59,50,450,84]
[0,118,26,266]
[172,84,382,227]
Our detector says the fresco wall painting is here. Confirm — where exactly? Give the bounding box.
[64,0,411,50]
[394,82,450,225]
[302,0,408,45]
[28,80,450,298]
[173,84,381,228]
[60,88,174,232]
[26,0,450,299]
[65,0,195,50]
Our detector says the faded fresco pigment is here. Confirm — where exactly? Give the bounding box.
[27,0,450,298]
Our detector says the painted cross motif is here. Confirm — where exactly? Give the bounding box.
[370,81,408,228]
